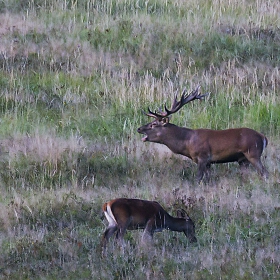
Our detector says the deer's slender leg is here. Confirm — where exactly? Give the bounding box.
[102,225,118,249]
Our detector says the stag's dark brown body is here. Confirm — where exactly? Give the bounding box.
[137,87,268,181]
[101,198,197,249]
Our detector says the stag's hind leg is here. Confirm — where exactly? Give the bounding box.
[250,158,268,178]
[244,153,268,178]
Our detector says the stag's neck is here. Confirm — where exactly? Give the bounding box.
[161,124,193,155]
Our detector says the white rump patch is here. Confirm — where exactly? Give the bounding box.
[104,205,117,227]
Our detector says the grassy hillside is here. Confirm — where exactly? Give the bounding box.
[0,0,279,279]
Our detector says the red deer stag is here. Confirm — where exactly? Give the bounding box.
[101,198,197,249]
[137,86,268,182]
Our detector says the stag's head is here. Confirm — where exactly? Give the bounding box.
[137,86,208,142]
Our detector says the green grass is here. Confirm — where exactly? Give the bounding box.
[0,0,279,279]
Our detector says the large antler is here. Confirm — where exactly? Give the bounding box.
[144,86,209,119]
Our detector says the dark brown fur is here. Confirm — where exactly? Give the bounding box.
[101,198,197,249]
[137,88,268,181]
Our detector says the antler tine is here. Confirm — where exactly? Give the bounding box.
[143,86,209,119]
[181,86,209,105]
[164,101,179,115]
[164,86,209,116]
[143,107,166,119]
[164,89,183,115]
[181,86,200,104]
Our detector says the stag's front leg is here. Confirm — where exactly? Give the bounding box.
[204,163,211,182]
[196,160,208,183]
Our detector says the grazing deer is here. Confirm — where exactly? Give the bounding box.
[137,86,268,182]
[101,198,197,249]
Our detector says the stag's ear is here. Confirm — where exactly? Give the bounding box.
[162,117,170,125]
[177,209,190,220]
